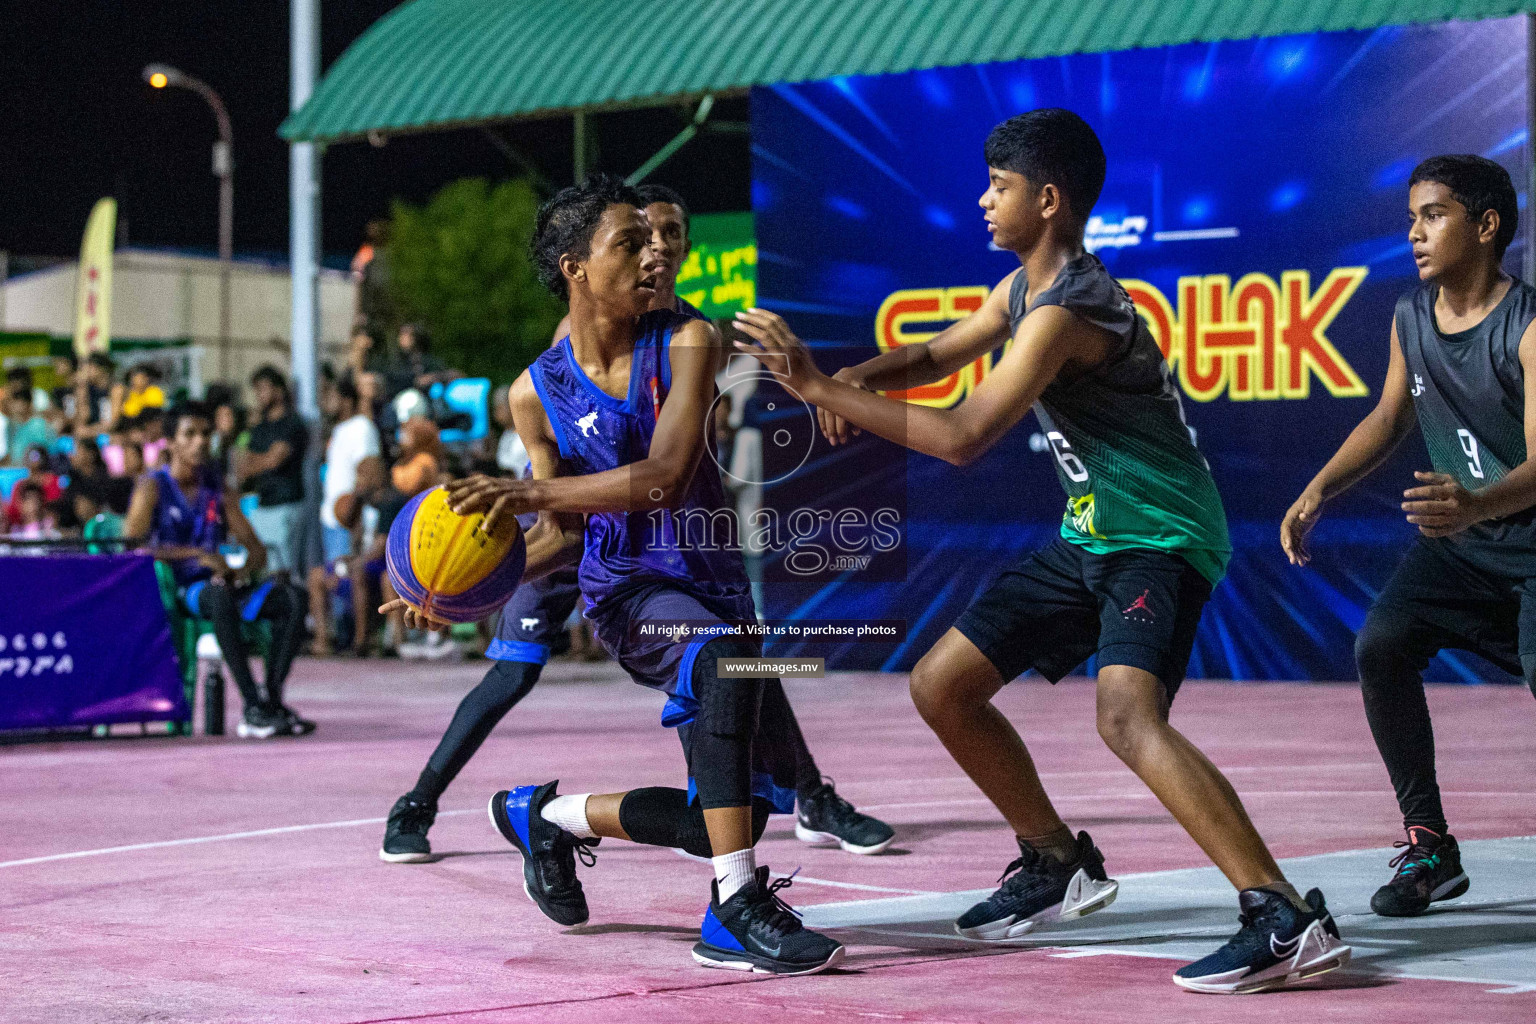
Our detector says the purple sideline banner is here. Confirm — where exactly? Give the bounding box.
[0,554,186,731]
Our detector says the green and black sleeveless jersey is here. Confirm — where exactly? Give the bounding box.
[1009,253,1231,585]
[1395,278,1536,567]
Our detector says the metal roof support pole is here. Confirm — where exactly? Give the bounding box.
[626,94,714,186]
[289,0,321,419]
[573,110,588,183]
[1526,14,1535,285]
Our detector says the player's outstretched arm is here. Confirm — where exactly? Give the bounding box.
[446,320,720,523]
[1402,318,1536,537]
[735,303,1086,467]
[1281,321,1416,565]
[817,272,1018,445]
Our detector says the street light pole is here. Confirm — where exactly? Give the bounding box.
[144,64,234,382]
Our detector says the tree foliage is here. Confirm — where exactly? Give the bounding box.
[386,177,564,383]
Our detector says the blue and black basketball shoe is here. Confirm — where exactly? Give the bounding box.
[1173,887,1351,993]
[693,867,844,975]
[955,831,1118,940]
[1371,826,1469,917]
[489,781,598,927]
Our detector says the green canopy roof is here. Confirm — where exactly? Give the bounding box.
[281,0,1535,142]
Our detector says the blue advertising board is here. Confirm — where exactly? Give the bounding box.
[749,17,1530,681]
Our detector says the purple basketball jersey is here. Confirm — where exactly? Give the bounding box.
[150,466,227,585]
[528,308,751,622]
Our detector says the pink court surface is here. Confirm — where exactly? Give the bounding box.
[4,658,1534,1024]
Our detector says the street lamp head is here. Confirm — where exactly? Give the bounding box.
[143,63,186,89]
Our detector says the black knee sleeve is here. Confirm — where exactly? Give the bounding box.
[420,659,543,793]
[689,639,763,810]
[1522,654,1536,700]
[618,787,773,857]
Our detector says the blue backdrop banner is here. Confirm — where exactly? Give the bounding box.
[0,554,186,730]
[749,17,1530,682]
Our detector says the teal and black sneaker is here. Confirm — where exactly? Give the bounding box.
[1371,826,1469,917]
[693,867,844,975]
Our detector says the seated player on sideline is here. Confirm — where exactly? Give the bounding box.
[387,175,843,975]
[732,109,1350,994]
[380,182,891,865]
[124,402,313,738]
[1283,155,1532,917]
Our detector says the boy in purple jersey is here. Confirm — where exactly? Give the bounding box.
[403,176,843,975]
[125,403,312,739]
[380,186,890,866]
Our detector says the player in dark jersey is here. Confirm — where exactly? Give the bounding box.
[380,186,890,865]
[402,175,843,974]
[1283,155,1531,918]
[735,109,1348,993]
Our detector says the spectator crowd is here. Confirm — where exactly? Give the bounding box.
[0,318,602,666]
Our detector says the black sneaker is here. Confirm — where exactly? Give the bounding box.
[236,704,286,739]
[955,831,1118,940]
[693,867,844,975]
[1371,826,1470,917]
[380,794,438,863]
[795,780,895,855]
[276,705,316,737]
[1174,888,1351,993]
[489,781,598,927]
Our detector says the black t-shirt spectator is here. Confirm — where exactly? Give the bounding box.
[54,383,108,425]
[248,412,307,507]
[383,351,448,402]
[371,487,409,537]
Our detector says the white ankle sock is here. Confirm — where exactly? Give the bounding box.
[712,847,757,902]
[539,794,595,838]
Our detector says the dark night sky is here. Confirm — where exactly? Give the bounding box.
[2,3,751,265]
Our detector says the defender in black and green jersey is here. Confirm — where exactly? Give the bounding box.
[1285,155,1535,919]
[736,109,1348,994]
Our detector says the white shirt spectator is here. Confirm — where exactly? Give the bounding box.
[497,428,530,477]
[321,413,381,528]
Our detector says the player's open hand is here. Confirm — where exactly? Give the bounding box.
[447,474,533,535]
[1402,471,1486,537]
[818,367,867,446]
[732,308,825,395]
[377,597,450,631]
[1280,489,1323,566]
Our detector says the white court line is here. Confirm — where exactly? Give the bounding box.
[8,789,1528,871]
[0,809,481,869]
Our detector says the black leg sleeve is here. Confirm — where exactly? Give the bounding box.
[256,582,306,705]
[198,582,265,711]
[415,659,543,800]
[618,787,774,857]
[1356,606,1451,833]
[687,639,764,810]
[759,677,823,799]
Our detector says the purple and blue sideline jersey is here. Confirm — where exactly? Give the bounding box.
[150,466,227,585]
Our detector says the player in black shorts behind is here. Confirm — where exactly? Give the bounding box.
[381,186,892,864]
[1284,155,1534,917]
